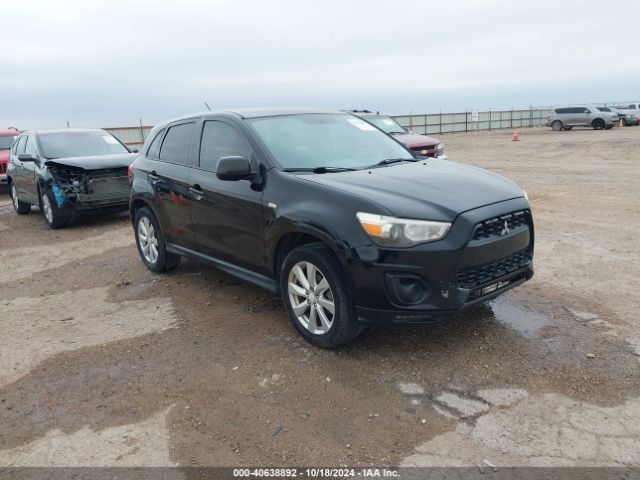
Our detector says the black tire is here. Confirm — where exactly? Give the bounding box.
[134,206,181,273]
[563,126,573,131]
[280,243,362,348]
[551,120,563,131]
[39,187,70,229]
[592,119,605,130]
[10,183,31,214]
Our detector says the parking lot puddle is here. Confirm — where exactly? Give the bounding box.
[489,297,552,339]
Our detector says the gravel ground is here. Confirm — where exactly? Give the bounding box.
[0,126,638,469]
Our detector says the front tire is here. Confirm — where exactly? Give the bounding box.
[280,243,362,348]
[134,206,181,272]
[592,119,605,130]
[551,120,563,131]
[39,188,69,229]
[10,183,31,214]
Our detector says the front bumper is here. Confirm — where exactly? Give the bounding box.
[349,197,534,325]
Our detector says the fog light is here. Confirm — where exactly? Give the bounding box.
[385,273,430,305]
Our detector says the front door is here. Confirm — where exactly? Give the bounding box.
[189,119,265,273]
[17,135,39,203]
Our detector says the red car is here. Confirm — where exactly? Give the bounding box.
[351,110,447,159]
[0,129,21,185]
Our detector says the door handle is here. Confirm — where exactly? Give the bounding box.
[148,170,159,181]
[190,185,204,199]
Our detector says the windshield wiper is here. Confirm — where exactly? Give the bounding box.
[364,158,414,169]
[283,166,357,174]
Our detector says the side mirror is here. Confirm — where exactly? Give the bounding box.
[18,153,37,162]
[130,148,139,153]
[216,156,251,181]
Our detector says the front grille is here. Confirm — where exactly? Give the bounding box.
[457,248,532,289]
[472,210,530,241]
[410,146,436,156]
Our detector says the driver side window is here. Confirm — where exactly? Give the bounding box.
[24,136,38,156]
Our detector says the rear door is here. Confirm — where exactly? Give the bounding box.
[145,121,197,249]
[17,135,40,203]
[189,118,265,273]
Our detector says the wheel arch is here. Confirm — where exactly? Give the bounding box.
[274,231,333,277]
[271,227,356,290]
[130,198,154,225]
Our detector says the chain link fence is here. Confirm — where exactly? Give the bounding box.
[390,108,554,135]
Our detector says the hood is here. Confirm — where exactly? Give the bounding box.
[297,160,525,221]
[44,153,136,170]
[0,150,8,162]
[392,132,440,148]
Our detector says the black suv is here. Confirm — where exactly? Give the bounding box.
[129,109,534,348]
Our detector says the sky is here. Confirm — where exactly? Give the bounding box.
[1,0,638,129]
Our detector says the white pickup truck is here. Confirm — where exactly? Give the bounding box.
[613,102,640,125]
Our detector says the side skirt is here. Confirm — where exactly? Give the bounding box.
[166,243,278,293]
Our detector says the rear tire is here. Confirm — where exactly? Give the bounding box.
[10,183,31,214]
[592,119,605,130]
[551,120,563,131]
[280,243,363,348]
[134,206,181,273]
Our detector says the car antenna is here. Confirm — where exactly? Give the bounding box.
[204,102,212,111]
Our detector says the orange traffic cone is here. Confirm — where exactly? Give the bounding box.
[512,128,520,141]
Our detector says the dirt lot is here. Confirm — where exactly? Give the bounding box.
[0,126,639,469]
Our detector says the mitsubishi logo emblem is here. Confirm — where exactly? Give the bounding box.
[500,220,510,236]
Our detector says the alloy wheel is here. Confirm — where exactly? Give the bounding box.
[41,193,54,223]
[138,216,159,264]
[287,261,335,335]
[11,185,19,211]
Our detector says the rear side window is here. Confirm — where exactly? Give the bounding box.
[9,136,20,154]
[555,108,570,114]
[146,129,165,158]
[159,123,195,165]
[199,121,252,172]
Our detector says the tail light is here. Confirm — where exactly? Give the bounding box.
[128,164,133,179]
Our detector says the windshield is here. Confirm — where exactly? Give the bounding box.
[247,114,413,170]
[361,115,406,134]
[0,135,17,150]
[39,131,129,159]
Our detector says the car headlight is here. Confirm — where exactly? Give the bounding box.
[356,212,451,247]
[436,143,444,156]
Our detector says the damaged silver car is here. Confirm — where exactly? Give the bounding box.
[7,129,136,229]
